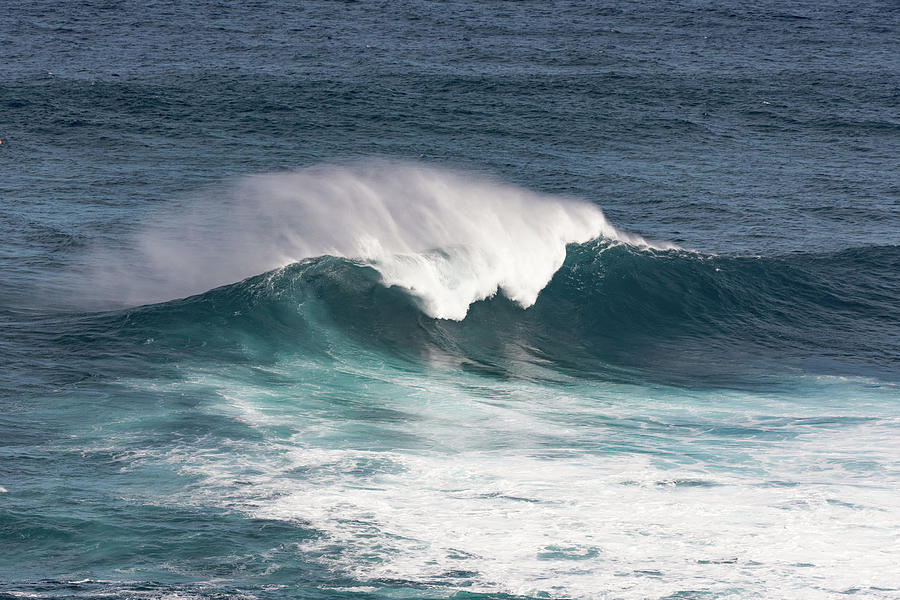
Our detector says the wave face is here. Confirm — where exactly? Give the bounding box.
[93,238,898,385]
[74,162,673,320]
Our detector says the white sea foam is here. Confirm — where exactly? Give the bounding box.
[80,161,675,319]
[252,447,900,599]
[158,364,900,599]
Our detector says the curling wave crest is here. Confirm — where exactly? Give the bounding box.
[82,161,675,319]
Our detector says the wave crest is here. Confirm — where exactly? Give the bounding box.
[81,161,673,319]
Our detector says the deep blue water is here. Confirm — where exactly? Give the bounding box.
[1,1,899,598]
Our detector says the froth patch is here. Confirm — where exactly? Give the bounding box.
[153,366,900,599]
[200,445,900,599]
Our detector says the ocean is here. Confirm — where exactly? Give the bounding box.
[1,1,898,598]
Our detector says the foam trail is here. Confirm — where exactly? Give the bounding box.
[82,161,675,319]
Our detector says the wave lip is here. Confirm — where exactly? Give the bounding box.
[77,161,674,319]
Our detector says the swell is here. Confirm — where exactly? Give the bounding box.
[24,158,897,383]
[38,242,899,386]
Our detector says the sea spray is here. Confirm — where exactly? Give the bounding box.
[74,161,675,319]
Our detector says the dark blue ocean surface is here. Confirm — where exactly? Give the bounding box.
[1,1,898,598]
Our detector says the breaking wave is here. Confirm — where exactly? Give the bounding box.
[73,161,674,319]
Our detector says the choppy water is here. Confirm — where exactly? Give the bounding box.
[2,1,899,599]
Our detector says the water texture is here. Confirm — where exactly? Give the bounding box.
[1,1,898,599]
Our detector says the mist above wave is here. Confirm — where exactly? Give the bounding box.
[82,161,672,319]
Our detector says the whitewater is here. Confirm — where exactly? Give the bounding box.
[68,162,676,320]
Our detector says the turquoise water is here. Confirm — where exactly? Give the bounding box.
[2,1,899,598]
